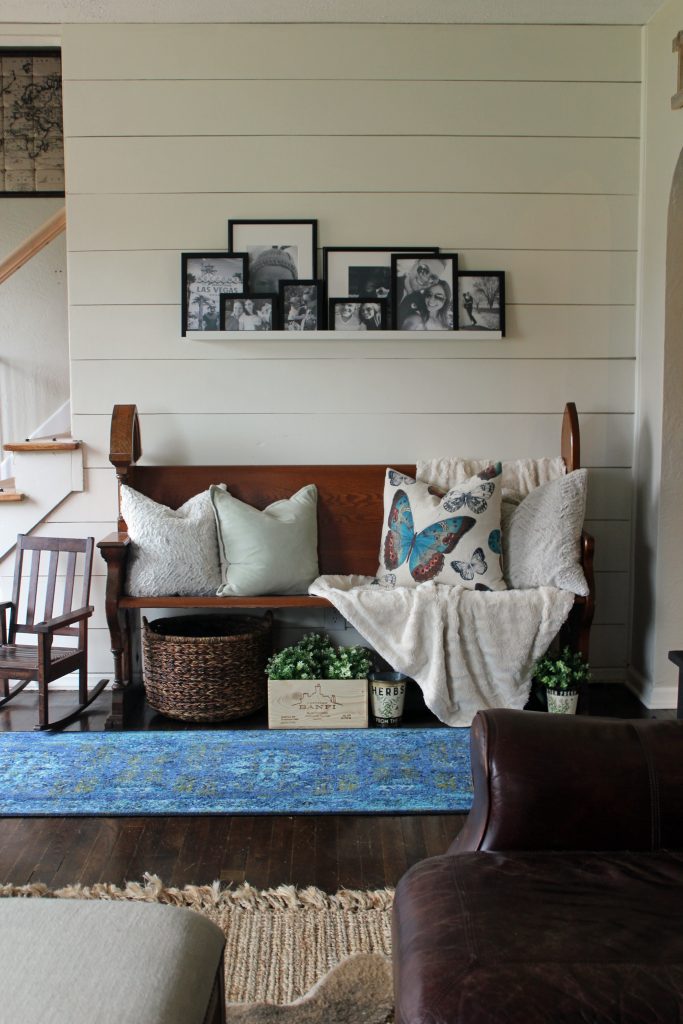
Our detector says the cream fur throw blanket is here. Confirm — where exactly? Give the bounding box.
[309,575,574,727]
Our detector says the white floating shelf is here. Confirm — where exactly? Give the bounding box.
[187,330,503,341]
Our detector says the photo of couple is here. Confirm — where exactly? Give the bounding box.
[392,255,457,331]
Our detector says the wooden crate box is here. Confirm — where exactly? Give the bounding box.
[267,678,368,729]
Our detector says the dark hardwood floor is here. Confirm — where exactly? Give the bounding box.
[0,683,671,892]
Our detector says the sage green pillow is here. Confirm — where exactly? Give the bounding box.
[210,484,319,596]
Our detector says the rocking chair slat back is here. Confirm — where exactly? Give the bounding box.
[62,551,77,614]
[43,550,60,623]
[9,536,94,641]
[25,549,40,627]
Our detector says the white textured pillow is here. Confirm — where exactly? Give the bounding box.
[501,469,588,595]
[377,466,507,591]
[121,485,224,597]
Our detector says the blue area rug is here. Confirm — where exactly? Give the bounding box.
[0,728,472,816]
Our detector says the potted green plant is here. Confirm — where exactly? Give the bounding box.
[266,633,374,729]
[532,645,590,715]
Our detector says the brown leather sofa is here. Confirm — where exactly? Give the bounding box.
[393,709,683,1024]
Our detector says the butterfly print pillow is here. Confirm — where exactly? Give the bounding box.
[377,466,507,590]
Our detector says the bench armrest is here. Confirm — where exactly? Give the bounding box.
[450,708,683,855]
[35,606,94,634]
[97,532,131,549]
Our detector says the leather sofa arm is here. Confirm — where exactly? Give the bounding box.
[450,708,683,854]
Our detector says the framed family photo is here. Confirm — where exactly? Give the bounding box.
[457,272,506,334]
[391,253,458,331]
[181,252,248,335]
[329,298,388,331]
[227,220,318,296]
[220,294,277,331]
[279,280,323,331]
[323,247,439,314]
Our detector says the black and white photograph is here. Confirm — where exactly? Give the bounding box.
[279,280,323,331]
[329,298,387,331]
[391,253,458,331]
[227,220,317,295]
[457,272,506,334]
[220,294,277,331]
[181,252,248,335]
[323,247,439,311]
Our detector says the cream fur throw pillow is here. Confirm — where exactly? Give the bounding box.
[121,484,225,597]
[501,469,588,595]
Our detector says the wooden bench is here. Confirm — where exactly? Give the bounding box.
[98,403,594,729]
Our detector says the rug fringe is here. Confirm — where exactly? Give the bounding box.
[0,873,396,911]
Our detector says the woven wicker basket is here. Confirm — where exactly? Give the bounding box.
[142,613,272,722]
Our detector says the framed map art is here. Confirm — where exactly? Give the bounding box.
[0,49,64,195]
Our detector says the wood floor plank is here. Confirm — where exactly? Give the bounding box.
[243,816,274,889]
[313,815,339,894]
[265,814,295,886]
[289,815,317,888]
[336,816,363,890]
[48,819,105,888]
[28,818,72,885]
[379,817,410,886]
[96,818,146,886]
[218,815,252,885]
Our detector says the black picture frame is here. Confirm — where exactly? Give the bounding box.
[278,279,324,331]
[181,252,248,335]
[322,246,439,314]
[328,297,388,332]
[227,219,318,296]
[457,272,506,335]
[391,253,458,331]
[220,293,278,332]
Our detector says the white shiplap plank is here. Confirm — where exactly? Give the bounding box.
[585,520,631,573]
[584,468,632,520]
[64,137,639,197]
[589,625,628,670]
[70,358,634,417]
[68,304,636,362]
[65,193,638,254]
[43,468,119,523]
[67,250,637,307]
[593,573,630,626]
[71,412,634,469]
[63,80,640,140]
[61,24,641,83]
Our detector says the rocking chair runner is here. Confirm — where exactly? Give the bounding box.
[0,535,108,730]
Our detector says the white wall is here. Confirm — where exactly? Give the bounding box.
[0,21,640,683]
[630,0,683,707]
[0,198,68,453]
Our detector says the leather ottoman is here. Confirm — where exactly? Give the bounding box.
[393,848,683,1024]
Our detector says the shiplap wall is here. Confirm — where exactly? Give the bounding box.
[6,22,638,684]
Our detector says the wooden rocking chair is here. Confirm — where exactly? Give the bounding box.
[0,535,108,730]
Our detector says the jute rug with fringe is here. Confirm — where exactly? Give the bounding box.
[0,874,395,1024]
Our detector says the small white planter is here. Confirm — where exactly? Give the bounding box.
[546,688,579,715]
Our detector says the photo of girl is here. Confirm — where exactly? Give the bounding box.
[391,253,458,331]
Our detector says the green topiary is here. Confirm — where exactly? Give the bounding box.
[533,645,590,691]
[266,632,373,680]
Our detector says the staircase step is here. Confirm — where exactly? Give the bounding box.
[3,439,81,453]
[0,489,24,502]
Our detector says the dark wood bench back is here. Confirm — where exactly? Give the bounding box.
[124,463,415,577]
